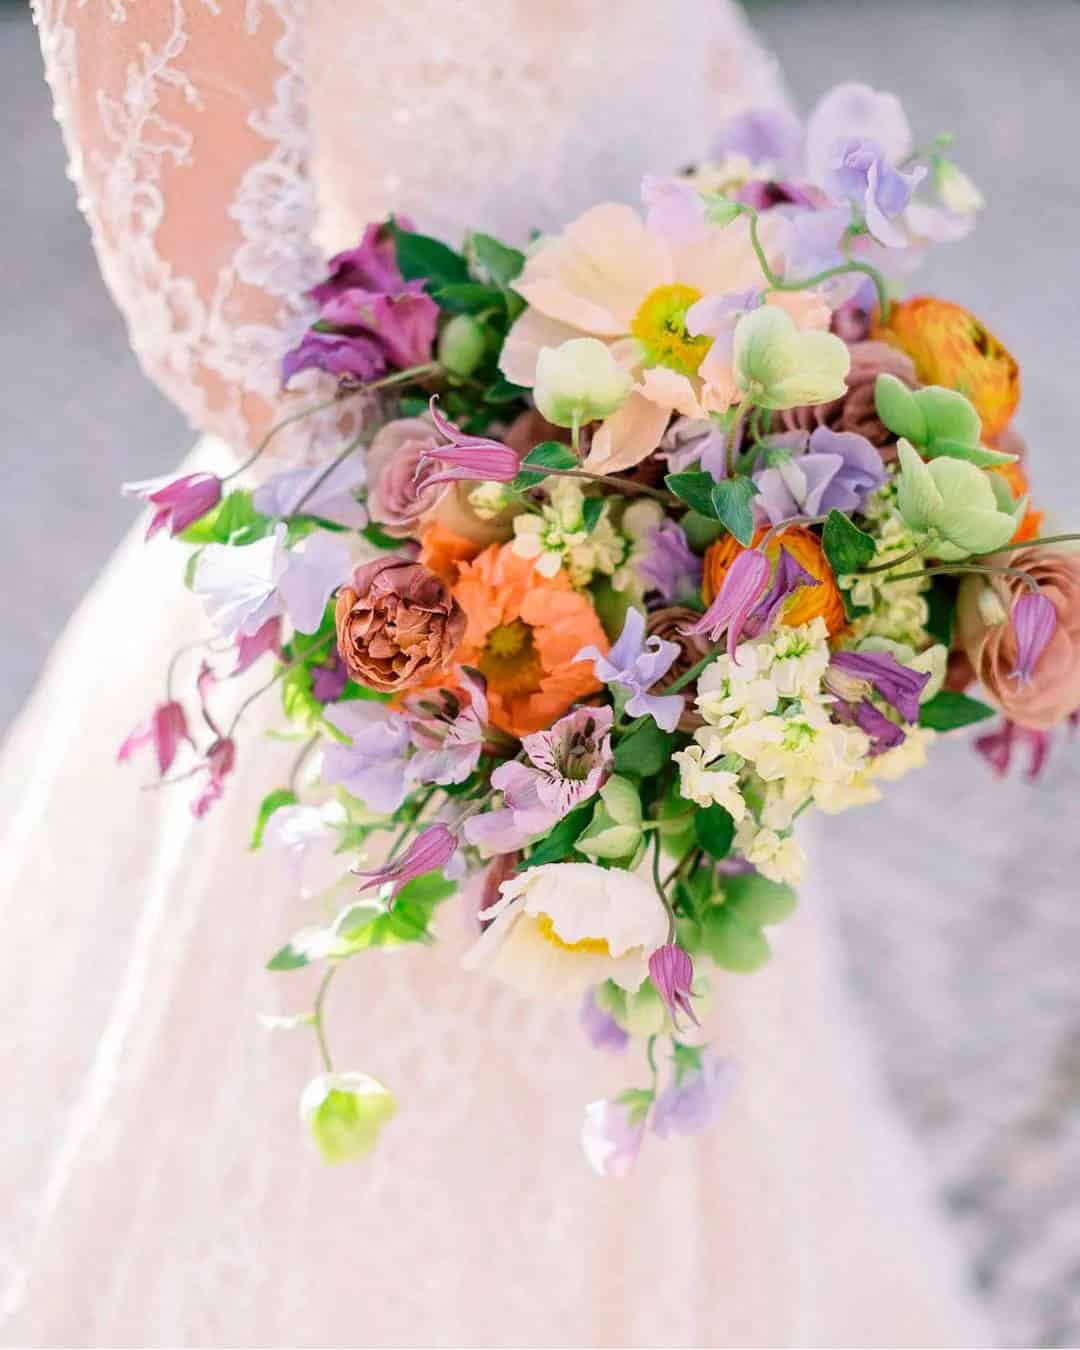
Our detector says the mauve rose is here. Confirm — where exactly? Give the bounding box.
[645,607,708,732]
[778,340,918,461]
[956,547,1080,730]
[335,557,465,693]
[366,417,448,537]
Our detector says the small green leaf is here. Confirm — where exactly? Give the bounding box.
[362,522,403,551]
[693,804,735,860]
[680,509,726,551]
[519,801,595,868]
[665,471,719,519]
[613,720,673,777]
[615,1087,656,1126]
[467,232,526,288]
[179,490,270,545]
[822,508,877,574]
[874,372,928,444]
[389,219,469,288]
[483,375,529,405]
[711,477,759,546]
[266,941,311,972]
[511,440,578,491]
[582,497,605,533]
[702,907,772,972]
[721,872,797,926]
[918,689,997,731]
[433,282,506,313]
[250,788,298,850]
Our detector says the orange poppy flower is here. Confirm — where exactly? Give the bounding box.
[419,521,484,586]
[989,459,1044,545]
[703,525,847,637]
[451,544,609,736]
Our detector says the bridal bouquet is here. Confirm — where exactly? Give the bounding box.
[122,84,1080,1173]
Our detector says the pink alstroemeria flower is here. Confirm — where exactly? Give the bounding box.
[649,944,700,1030]
[123,472,222,540]
[353,823,457,901]
[415,399,520,486]
[1010,592,1057,685]
[118,701,193,776]
[404,669,490,787]
[682,548,771,659]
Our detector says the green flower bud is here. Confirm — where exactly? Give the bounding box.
[575,774,643,861]
[437,314,487,378]
[300,1072,397,1164]
[533,338,632,429]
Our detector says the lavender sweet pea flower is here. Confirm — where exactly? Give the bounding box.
[638,522,703,603]
[753,425,886,526]
[580,990,630,1053]
[682,549,771,659]
[577,609,684,732]
[353,823,457,900]
[824,137,926,248]
[322,702,411,813]
[778,205,852,278]
[123,471,222,540]
[253,457,368,529]
[804,82,914,188]
[649,945,700,1030]
[828,648,930,724]
[581,1098,646,1178]
[415,400,520,486]
[662,416,736,479]
[1010,592,1057,685]
[642,174,707,245]
[277,531,353,634]
[709,105,803,175]
[743,546,820,639]
[651,1050,739,1139]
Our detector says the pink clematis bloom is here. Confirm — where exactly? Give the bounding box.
[118,701,193,776]
[123,472,222,540]
[1010,592,1057,685]
[415,400,520,486]
[649,944,701,1029]
[353,823,458,901]
[682,548,771,659]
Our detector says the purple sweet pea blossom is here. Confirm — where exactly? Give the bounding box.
[824,137,926,247]
[276,530,352,635]
[118,700,193,776]
[581,1098,646,1178]
[642,174,707,245]
[709,105,803,175]
[353,823,458,900]
[311,654,349,704]
[682,549,771,660]
[651,1050,739,1140]
[777,205,852,278]
[322,702,411,813]
[638,522,703,603]
[661,416,736,479]
[123,471,222,540]
[580,990,630,1053]
[974,718,1053,782]
[649,945,700,1030]
[308,221,406,303]
[753,425,887,526]
[1010,592,1057,685]
[577,609,684,732]
[404,670,490,786]
[743,546,820,639]
[415,399,520,486]
[252,457,368,529]
[804,82,914,188]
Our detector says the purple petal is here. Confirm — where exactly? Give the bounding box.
[829,649,929,724]
[744,546,820,638]
[277,532,352,635]
[648,945,700,1029]
[642,174,707,245]
[651,1051,739,1139]
[354,823,457,898]
[580,991,630,1053]
[710,106,803,174]
[684,549,771,658]
[1010,592,1057,685]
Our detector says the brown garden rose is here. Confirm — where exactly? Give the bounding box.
[956,547,1080,729]
[366,417,448,537]
[778,340,918,461]
[335,557,465,693]
[645,607,709,732]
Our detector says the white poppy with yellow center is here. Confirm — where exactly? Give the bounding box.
[463,862,669,1001]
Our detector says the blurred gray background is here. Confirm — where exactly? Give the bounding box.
[3,0,1079,1344]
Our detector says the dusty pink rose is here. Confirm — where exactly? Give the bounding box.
[778,340,918,461]
[335,557,465,693]
[365,417,448,537]
[956,547,1080,730]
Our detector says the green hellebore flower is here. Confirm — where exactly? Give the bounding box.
[894,439,1025,561]
[533,337,633,429]
[300,1071,397,1164]
[732,304,850,410]
[575,774,644,862]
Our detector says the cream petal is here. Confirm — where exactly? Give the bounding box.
[583,392,672,475]
[672,212,780,296]
[698,343,740,411]
[499,308,584,388]
[518,863,669,958]
[638,366,704,419]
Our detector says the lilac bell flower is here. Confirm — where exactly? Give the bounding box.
[581,1098,646,1178]
[753,425,887,526]
[1010,592,1057,685]
[975,718,1053,783]
[415,399,520,486]
[824,137,926,248]
[118,700,193,776]
[580,990,630,1053]
[322,702,411,813]
[404,669,490,786]
[353,823,458,901]
[743,546,820,639]
[709,105,803,175]
[649,945,700,1030]
[253,457,368,529]
[682,549,771,660]
[651,1050,739,1139]
[123,471,222,540]
[638,522,703,603]
[577,609,684,732]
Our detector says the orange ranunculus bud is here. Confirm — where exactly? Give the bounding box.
[874,297,1020,439]
[988,459,1044,545]
[703,525,847,638]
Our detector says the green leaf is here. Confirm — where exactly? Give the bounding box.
[680,509,726,551]
[918,689,997,731]
[250,788,298,850]
[613,720,674,777]
[925,578,958,648]
[665,471,719,519]
[721,872,797,926]
[433,282,506,313]
[483,375,529,405]
[389,219,469,288]
[362,521,403,551]
[922,438,1017,468]
[711,477,759,546]
[874,372,928,444]
[467,232,526,289]
[822,508,877,574]
[702,907,772,972]
[518,801,594,868]
[693,803,735,859]
[582,497,605,533]
[179,490,271,546]
[511,440,578,491]
[615,1087,656,1126]
[266,942,311,972]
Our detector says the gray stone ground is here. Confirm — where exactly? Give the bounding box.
[4,0,1080,1343]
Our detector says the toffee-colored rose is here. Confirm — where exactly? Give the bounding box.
[956,547,1080,729]
[335,557,465,693]
[778,340,918,461]
[645,608,709,732]
[365,417,448,537]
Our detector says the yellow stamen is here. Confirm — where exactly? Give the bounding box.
[536,913,611,956]
[631,283,711,377]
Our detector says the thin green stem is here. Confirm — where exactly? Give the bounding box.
[744,207,891,321]
[883,562,1041,591]
[857,533,937,575]
[312,966,338,1073]
[646,1034,660,1083]
[289,434,366,518]
[972,532,1080,556]
[666,648,722,695]
[537,466,677,505]
[651,831,677,943]
[223,392,350,482]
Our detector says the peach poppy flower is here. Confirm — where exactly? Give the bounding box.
[451,544,609,736]
[499,200,790,476]
[703,525,847,638]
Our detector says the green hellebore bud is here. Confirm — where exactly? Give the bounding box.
[894,439,1025,561]
[533,338,632,429]
[437,314,487,378]
[300,1071,397,1164]
[732,304,850,411]
[575,774,643,861]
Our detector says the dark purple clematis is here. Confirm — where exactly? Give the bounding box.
[743,546,820,639]
[828,648,930,724]
[832,695,906,754]
[353,823,457,901]
[311,654,349,705]
[649,945,700,1030]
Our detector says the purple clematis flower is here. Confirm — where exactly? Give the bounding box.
[415,399,520,486]
[580,990,630,1053]
[581,1098,646,1178]
[824,137,926,248]
[638,522,703,602]
[682,549,771,660]
[353,823,458,900]
[649,945,700,1030]
[753,425,886,526]
[832,695,906,754]
[828,648,929,724]
[743,546,820,639]
[651,1050,739,1139]
[123,471,222,540]
[974,718,1053,782]
[253,456,368,529]
[709,105,803,175]
[1010,592,1057,685]
[404,669,490,786]
[322,702,411,813]
[118,700,193,776]
[577,609,684,732]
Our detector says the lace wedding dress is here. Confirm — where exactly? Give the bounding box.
[3,3,989,1345]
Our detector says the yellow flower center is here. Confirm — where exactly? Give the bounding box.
[536,913,611,956]
[630,283,711,377]
[478,619,544,697]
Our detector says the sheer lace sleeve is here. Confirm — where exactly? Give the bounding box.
[32,0,321,455]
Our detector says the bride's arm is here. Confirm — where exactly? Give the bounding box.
[32,0,320,453]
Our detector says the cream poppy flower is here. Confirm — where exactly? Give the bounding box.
[499,200,785,475]
[463,862,669,1001]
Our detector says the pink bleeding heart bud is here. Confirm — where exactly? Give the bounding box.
[1009,591,1056,685]
[648,943,700,1029]
[353,823,457,901]
[682,548,770,659]
[415,398,520,486]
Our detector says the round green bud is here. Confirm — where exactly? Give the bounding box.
[438,314,487,378]
[300,1071,397,1164]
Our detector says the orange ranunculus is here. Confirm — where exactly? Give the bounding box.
[451,544,608,736]
[419,521,485,586]
[989,459,1044,545]
[703,526,847,637]
[874,297,1019,439]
